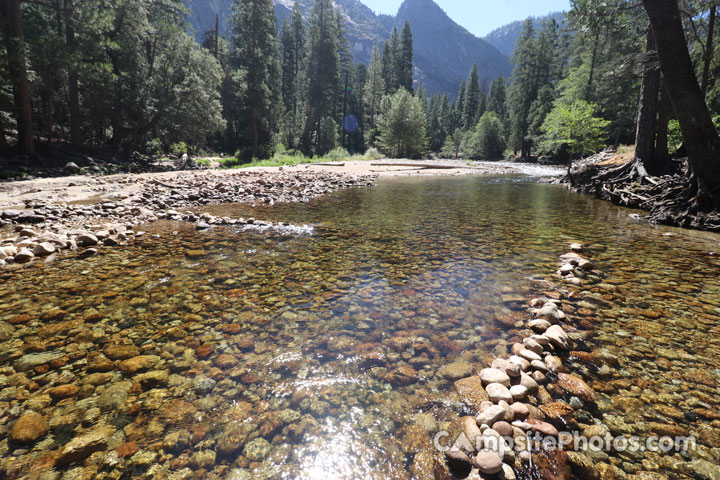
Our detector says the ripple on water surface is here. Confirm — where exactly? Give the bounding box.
[1,176,720,479]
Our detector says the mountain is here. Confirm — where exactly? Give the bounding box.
[484,11,566,58]
[186,0,511,95]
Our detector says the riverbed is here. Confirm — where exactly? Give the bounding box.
[1,174,719,480]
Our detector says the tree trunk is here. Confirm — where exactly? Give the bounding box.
[654,82,671,173]
[701,5,716,97]
[585,32,600,101]
[65,0,81,147]
[2,0,36,158]
[643,0,720,210]
[634,28,661,174]
[0,118,10,157]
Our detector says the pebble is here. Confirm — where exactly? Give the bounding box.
[491,358,521,378]
[476,405,506,427]
[509,385,529,401]
[33,242,56,256]
[475,450,503,474]
[480,368,511,387]
[14,249,35,263]
[76,234,99,246]
[557,373,595,402]
[486,383,513,404]
[445,450,473,476]
[544,325,571,350]
[10,412,49,444]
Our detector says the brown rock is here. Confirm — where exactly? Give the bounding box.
[56,426,114,465]
[116,441,138,458]
[119,355,161,374]
[540,401,575,424]
[383,364,420,386]
[104,345,140,361]
[10,412,49,444]
[214,353,239,370]
[454,376,489,412]
[48,384,80,400]
[195,344,214,359]
[557,373,595,402]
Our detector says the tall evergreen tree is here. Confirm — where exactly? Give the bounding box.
[508,20,538,157]
[280,4,306,116]
[301,0,340,154]
[1,0,35,157]
[463,65,481,128]
[232,0,281,159]
[381,35,397,94]
[364,44,386,139]
[398,20,414,92]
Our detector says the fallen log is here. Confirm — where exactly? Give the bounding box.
[370,162,472,169]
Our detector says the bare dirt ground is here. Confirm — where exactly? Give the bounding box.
[0,160,521,209]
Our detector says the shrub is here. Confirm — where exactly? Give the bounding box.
[145,138,163,156]
[326,147,350,161]
[464,113,507,159]
[171,142,189,157]
[363,147,383,160]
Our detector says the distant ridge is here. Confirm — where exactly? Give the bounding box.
[186,0,511,95]
[484,11,567,57]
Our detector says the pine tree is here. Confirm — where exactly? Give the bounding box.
[399,20,414,92]
[364,44,386,135]
[463,65,481,129]
[508,19,537,157]
[301,0,340,155]
[280,3,306,115]
[232,0,281,159]
[381,37,396,94]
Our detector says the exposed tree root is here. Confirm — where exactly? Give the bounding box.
[561,151,720,232]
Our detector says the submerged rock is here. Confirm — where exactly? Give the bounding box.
[10,412,49,444]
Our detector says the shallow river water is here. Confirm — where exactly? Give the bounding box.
[1,175,720,480]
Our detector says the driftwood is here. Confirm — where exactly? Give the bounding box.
[563,152,720,232]
[370,162,471,169]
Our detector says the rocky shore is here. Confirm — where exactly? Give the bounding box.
[435,243,611,480]
[0,170,375,271]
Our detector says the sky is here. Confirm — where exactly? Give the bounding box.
[361,0,572,37]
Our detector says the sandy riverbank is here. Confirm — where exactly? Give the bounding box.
[0,160,523,209]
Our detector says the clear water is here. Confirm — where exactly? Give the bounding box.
[1,176,719,480]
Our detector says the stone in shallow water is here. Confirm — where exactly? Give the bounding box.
[480,368,511,387]
[440,360,473,380]
[56,426,115,465]
[10,412,49,444]
[486,383,513,404]
[97,381,132,411]
[545,325,571,350]
[445,450,473,477]
[476,405,506,427]
[557,373,595,402]
[118,355,161,374]
[103,344,140,361]
[475,450,503,474]
[243,437,272,462]
[15,352,64,372]
[454,376,489,411]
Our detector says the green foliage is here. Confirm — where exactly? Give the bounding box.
[540,100,610,157]
[317,117,339,155]
[440,129,464,158]
[464,112,507,159]
[363,147,384,160]
[171,142,189,157]
[376,89,428,158]
[230,0,282,159]
[326,147,350,161]
[145,139,164,156]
